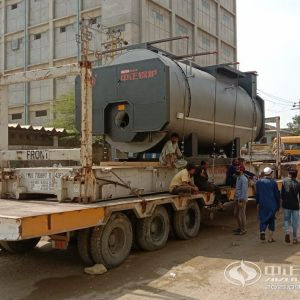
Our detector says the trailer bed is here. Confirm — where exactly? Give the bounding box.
[0,193,204,241]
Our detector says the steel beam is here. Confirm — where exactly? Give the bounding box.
[0,148,80,161]
[0,63,79,86]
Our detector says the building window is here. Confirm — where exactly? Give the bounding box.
[223,13,230,23]
[60,26,66,33]
[202,36,210,47]
[11,3,18,10]
[35,110,47,117]
[151,9,164,22]
[177,24,188,35]
[89,18,97,25]
[107,24,125,34]
[34,33,42,40]
[11,113,22,120]
[11,39,20,50]
[202,0,210,11]
[223,47,231,57]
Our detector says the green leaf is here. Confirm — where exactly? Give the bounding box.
[287,115,300,135]
[51,91,77,132]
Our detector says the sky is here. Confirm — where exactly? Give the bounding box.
[236,0,300,127]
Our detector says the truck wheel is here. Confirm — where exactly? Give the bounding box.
[137,206,169,251]
[173,201,201,240]
[0,238,40,253]
[0,243,6,252]
[90,213,133,269]
[77,229,94,266]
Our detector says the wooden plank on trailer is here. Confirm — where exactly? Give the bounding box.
[99,161,161,167]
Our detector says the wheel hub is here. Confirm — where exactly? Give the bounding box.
[108,227,125,254]
[150,216,164,241]
[185,208,196,229]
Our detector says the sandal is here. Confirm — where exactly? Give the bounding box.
[293,239,298,244]
[260,232,266,241]
[268,239,275,243]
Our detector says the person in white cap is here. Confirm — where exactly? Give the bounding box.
[256,167,280,242]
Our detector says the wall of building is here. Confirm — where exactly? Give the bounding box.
[0,0,237,126]
[0,0,102,126]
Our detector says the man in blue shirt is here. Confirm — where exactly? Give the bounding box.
[233,166,249,235]
[256,167,280,242]
[281,168,300,244]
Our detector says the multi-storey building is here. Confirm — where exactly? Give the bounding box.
[0,0,236,126]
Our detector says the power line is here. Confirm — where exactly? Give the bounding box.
[258,89,293,104]
[266,108,292,113]
[263,98,291,107]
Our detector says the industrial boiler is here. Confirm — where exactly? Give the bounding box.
[75,45,264,155]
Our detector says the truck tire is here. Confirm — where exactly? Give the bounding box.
[77,229,94,266]
[90,213,133,269]
[0,243,6,252]
[173,201,201,240]
[137,205,169,251]
[0,238,40,253]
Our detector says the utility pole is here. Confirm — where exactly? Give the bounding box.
[94,28,128,63]
[265,116,281,178]
[0,85,8,152]
[292,100,300,114]
[77,18,95,203]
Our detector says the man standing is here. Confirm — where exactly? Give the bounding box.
[169,163,199,195]
[194,161,223,208]
[233,166,248,235]
[160,133,187,169]
[256,167,280,242]
[281,168,300,244]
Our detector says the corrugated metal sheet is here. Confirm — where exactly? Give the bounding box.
[8,123,67,135]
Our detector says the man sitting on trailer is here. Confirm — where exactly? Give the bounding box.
[237,158,256,179]
[169,163,199,195]
[194,161,223,208]
[160,133,187,169]
[226,159,240,187]
[226,158,255,187]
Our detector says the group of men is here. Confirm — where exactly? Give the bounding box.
[161,133,222,206]
[160,133,300,244]
[256,167,299,244]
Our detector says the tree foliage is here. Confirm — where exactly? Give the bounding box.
[52,91,77,132]
[50,90,105,147]
[287,115,300,135]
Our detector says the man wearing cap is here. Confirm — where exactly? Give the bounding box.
[256,167,280,242]
[281,168,300,244]
[233,165,248,235]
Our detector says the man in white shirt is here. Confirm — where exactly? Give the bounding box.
[160,133,187,169]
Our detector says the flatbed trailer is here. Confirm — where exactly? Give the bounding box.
[0,187,248,269]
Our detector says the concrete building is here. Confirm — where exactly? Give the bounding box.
[0,0,237,126]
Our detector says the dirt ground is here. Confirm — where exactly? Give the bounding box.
[0,201,300,300]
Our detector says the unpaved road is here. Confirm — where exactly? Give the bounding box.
[1,201,300,300]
